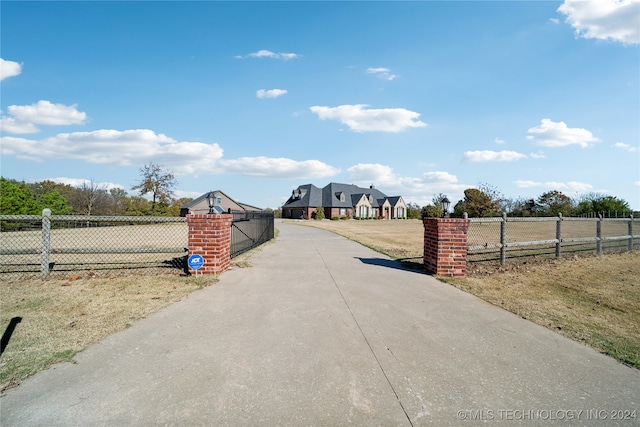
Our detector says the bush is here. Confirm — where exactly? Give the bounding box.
[315,206,325,220]
[331,216,339,221]
[421,205,442,218]
[340,216,347,220]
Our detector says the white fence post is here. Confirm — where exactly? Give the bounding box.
[41,209,51,278]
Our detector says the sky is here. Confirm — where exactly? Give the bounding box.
[1,0,639,211]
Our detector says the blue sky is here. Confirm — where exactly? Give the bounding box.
[1,1,639,210]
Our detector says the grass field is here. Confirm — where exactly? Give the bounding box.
[290,219,640,368]
[0,248,259,394]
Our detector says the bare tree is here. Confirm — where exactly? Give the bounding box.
[131,163,177,216]
[72,179,108,216]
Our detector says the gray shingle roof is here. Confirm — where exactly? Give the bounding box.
[283,182,397,209]
[282,184,323,208]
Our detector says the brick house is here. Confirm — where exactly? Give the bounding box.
[282,183,407,220]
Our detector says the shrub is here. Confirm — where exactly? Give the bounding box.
[331,216,339,221]
[421,205,442,218]
[315,206,325,220]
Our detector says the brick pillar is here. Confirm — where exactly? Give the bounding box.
[186,214,233,275]
[423,218,470,277]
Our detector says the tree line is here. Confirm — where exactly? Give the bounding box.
[408,184,633,219]
[0,163,191,217]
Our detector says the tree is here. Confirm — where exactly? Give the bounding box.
[107,188,129,216]
[132,163,177,216]
[453,188,500,217]
[421,204,442,218]
[315,206,325,220]
[0,178,38,214]
[71,180,109,216]
[576,193,630,216]
[125,196,152,216]
[537,190,573,216]
[506,197,539,217]
[406,202,422,219]
[28,180,75,203]
[38,191,72,214]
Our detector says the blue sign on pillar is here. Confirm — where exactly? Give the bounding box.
[188,254,204,272]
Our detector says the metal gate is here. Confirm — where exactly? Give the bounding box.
[230,211,274,258]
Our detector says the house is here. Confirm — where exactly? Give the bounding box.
[180,190,262,217]
[282,183,407,220]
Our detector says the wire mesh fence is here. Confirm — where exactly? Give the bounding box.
[1,212,188,281]
[467,215,639,264]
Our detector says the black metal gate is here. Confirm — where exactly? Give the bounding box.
[230,211,274,258]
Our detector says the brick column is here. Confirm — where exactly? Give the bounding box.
[186,214,233,275]
[423,218,470,277]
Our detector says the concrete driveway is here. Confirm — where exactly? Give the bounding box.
[1,220,639,426]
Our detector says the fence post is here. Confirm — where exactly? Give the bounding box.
[186,213,233,275]
[41,208,51,278]
[629,215,634,252]
[500,212,507,265]
[555,213,562,259]
[596,214,602,255]
[423,216,470,277]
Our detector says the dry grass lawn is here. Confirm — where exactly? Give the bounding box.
[291,219,640,368]
[0,271,213,393]
[0,248,259,393]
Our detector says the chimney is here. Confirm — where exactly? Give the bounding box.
[370,184,375,189]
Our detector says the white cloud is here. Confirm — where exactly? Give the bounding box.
[635,181,640,187]
[0,58,22,80]
[310,104,427,133]
[514,180,542,188]
[218,157,339,178]
[236,49,301,60]
[514,180,594,192]
[557,0,640,45]
[366,67,397,81]
[0,115,40,134]
[613,142,638,152]
[494,137,506,145]
[1,100,87,134]
[347,163,468,205]
[463,150,527,162]
[0,129,224,175]
[8,100,87,126]
[530,151,546,159]
[256,89,288,99]
[48,177,124,191]
[527,118,600,148]
[1,128,339,180]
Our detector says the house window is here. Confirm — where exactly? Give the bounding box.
[339,208,346,215]
[216,197,222,205]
